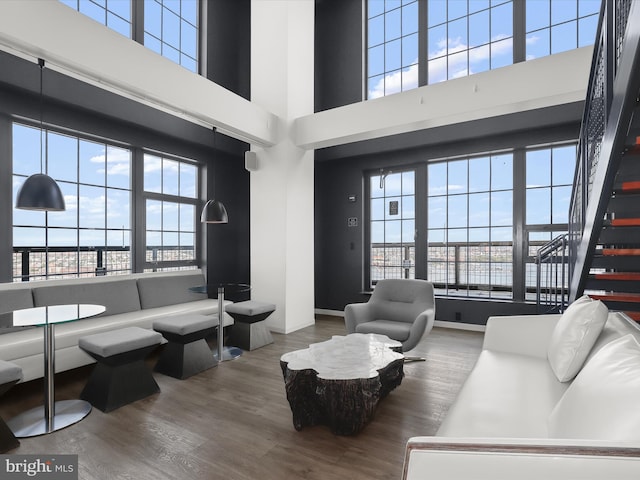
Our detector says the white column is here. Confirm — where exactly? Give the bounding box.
[250,0,315,333]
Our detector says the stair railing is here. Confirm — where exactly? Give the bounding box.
[566,0,640,303]
[536,234,570,313]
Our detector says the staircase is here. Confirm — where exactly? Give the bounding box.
[585,125,640,319]
[538,0,640,317]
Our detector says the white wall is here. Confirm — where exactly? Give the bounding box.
[250,0,315,334]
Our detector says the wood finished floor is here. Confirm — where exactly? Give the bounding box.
[0,316,483,480]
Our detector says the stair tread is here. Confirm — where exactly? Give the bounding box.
[592,272,640,280]
[624,311,640,321]
[601,248,640,256]
[619,181,640,192]
[610,218,640,226]
[589,293,640,302]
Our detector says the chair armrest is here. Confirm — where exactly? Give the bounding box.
[404,308,435,352]
[403,437,640,480]
[482,314,561,358]
[344,302,373,333]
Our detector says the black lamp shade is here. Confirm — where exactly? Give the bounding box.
[16,173,66,211]
[201,199,228,224]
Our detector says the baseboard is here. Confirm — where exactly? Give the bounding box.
[315,309,344,317]
[314,309,486,332]
[434,320,486,332]
[270,319,316,335]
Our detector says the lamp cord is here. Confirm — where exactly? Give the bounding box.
[212,126,218,202]
[38,58,45,175]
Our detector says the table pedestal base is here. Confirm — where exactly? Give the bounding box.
[7,399,92,438]
[214,346,243,362]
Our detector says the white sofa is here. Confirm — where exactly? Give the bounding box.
[402,310,640,479]
[0,269,232,382]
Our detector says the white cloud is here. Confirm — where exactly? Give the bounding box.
[369,62,419,99]
[79,194,106,215]
[143,155,162,173]
[371,34,514,97]
[90,147,131,177]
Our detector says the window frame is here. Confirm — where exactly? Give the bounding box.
[365,0,600,99]
[59,0,201,73]
[141,150,201,272]
[12,121,134,280]
[365,142,578,302]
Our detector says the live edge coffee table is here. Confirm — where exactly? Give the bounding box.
[280,333,404,435]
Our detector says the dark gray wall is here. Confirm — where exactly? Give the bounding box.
[206,0,251,100]
[314,112,582,325]
[205,145,250,293]
[315,0,363,112]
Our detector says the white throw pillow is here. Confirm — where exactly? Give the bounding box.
[547,295,608,382]
[548,334,640,441]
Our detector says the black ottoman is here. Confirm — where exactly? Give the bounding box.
[153,314,217,379]
[226,301,275,351]
[79,327,162,412]
[0,361,22,452]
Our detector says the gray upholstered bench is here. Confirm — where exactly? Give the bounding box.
[226,301,275,351]
[0,360,21,452]
[153,314,217,379]
[79,327,162,412]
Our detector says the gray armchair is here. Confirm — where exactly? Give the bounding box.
[344,279,435,352]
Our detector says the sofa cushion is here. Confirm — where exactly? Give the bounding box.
[355,320,411,341]
[32,279,141,316]
[153,314,217,336]
[136,271,206,309]
[436,350,568,438]
[79,326,162,357]
[548,334,640,442]
[547,295,608,382]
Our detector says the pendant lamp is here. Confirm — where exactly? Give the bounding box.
[201,199,229,224]
[201,127,228,224]
[16,58,66,212]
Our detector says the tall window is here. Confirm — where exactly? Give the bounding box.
[526,0,600,60]
[144,0,199,73]
[525,144,577,297]
[59,0,132,38]
[367,0,419,99]
[367,0,600,98]
[60,0,199,73]
[143,153,198,271]
[427,154,513,298]
[370,170,416,285]
[427,0,513,84]
[12,124,132,280]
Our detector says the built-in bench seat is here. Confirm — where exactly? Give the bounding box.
[0,270,232,382]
